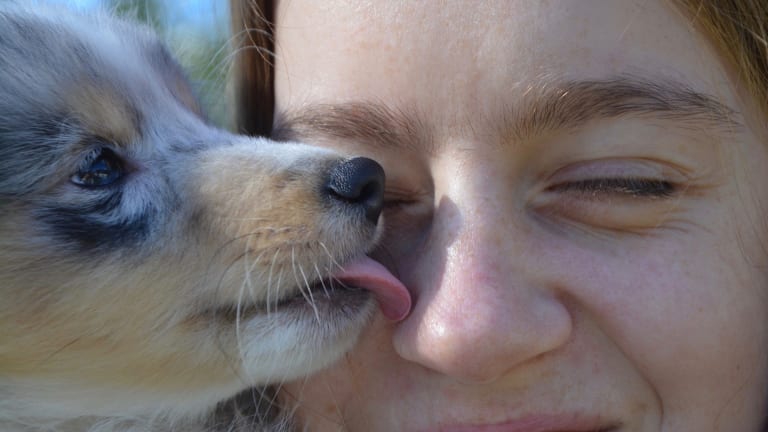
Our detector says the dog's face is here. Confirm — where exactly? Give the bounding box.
[0,6,408,418]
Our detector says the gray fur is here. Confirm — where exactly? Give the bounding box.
[0,4,381,431]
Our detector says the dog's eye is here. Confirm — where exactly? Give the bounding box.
[71,148,125,187]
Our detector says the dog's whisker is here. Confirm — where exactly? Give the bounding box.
[235,273,248,367]
[266,247,281,316]
[245,250,267,303]
[313,263,331,298]
[40,337,83,365]
[205,231,273,293]
[276,268,286,314]
[319,241,344,274]
[297,260,321,324]
[228,25,276,65]
[290,247,320,323]
[235,236,253,362]
[0,5,390,430]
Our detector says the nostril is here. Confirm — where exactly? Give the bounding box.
[327,157,385,224]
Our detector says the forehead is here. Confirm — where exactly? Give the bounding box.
[274,0,739,117]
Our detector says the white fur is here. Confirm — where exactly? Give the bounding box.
[0,5,381,431]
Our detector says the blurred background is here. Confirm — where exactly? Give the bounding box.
[27,0,234,129]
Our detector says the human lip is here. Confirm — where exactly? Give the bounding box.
[422,415,620,432]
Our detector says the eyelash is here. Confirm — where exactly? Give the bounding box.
[549,177,677,198]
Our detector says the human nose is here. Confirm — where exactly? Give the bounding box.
[392,170,573,383]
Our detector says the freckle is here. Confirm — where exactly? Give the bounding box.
[323,403,337,415]
[632,401,648,415]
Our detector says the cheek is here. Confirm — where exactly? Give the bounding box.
[555,233,768,416]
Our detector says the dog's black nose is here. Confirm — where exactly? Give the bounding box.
[327,157,385,224]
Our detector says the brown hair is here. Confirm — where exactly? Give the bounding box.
[229,0,273,136]
[674,0,768,116]
[229,0,768,134]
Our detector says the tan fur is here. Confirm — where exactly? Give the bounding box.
[0,5,389,431]
[67,83,140,145]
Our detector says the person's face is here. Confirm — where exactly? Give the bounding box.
[272,1,768,430]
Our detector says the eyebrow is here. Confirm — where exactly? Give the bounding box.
[273,101,434,154]
[272,75,741,153]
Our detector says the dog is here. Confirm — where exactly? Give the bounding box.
[0,4,410,431]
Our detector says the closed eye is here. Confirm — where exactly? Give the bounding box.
[547,177,677,199]
[533,176,688,233]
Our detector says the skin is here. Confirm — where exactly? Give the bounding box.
[271,0,768,430]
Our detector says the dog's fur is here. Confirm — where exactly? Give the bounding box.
[0,5,387,431]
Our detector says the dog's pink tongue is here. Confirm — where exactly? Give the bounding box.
[335,257,411,321]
